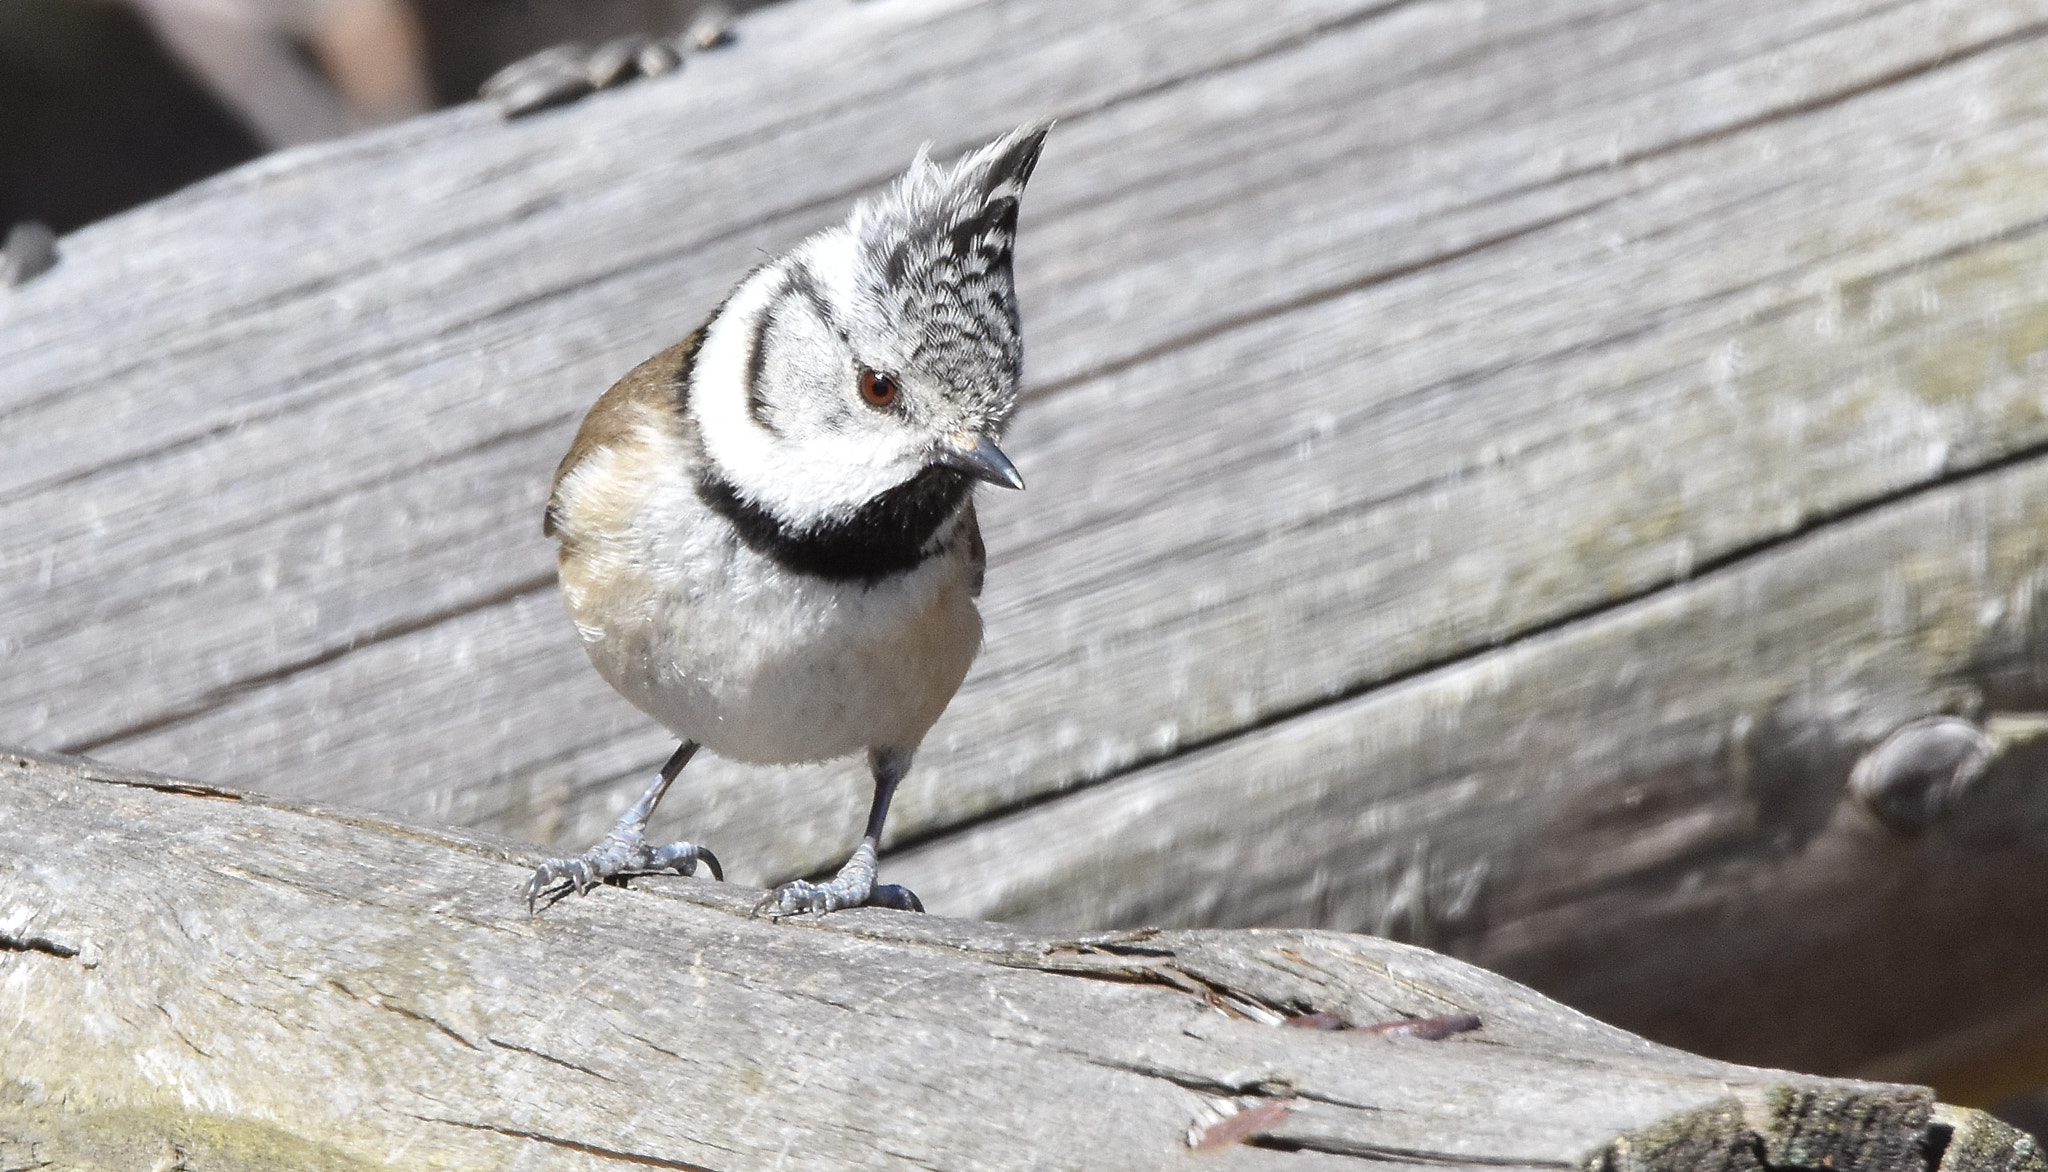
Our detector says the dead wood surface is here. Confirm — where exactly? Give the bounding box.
[2,749,2041,1172]
[6,0,2048,1093]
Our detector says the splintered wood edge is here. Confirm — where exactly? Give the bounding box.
[2,747,2039,1172]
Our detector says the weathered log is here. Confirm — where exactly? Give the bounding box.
[8,0,2048,1095]
[0,748,2038,1171]
[891,446,2048,1085]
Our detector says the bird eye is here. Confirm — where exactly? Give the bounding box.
[859,368,899,409]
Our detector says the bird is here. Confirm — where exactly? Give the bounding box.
[524,121,1049,918]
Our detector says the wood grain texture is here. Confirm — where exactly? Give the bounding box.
[889,431,2048,1080]
[2,750,2038,1172]
[8,0,2048,1091]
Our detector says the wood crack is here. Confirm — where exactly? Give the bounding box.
[0,933,78,961]
[325,979,482,1052]
[153,1002,212,1058]
[407,1115,728,1171]
[1255,1135,1571,1168]
[1085,1054,1297,1099]
[61,570,554,754]
[489,1037,612,1080]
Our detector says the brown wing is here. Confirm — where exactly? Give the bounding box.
[543,329,702,537]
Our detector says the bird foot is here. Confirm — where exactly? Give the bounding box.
[525,827,722,913]
[751,842,924,918]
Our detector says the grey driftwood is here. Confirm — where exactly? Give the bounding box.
[6,0,2048,1093]
[1,749,2040,1172]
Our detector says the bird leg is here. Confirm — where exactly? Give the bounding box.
[525,741,721,913]
[755,748,924,917]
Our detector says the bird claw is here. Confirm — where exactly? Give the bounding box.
[749,843,922,919]
[868,883,925,913]
[524,831,721,914]
[750,878,847,919]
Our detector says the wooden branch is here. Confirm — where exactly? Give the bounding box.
[0,750,2037,1172]
[9,0,2048,1094]
[891,439,2048,1081]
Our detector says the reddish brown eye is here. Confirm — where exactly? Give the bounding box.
[859,369,898,408]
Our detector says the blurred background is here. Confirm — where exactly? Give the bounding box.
[1,0,751,233]
[6,0,2048,1146]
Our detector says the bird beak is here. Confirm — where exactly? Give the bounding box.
[935,432,1025,490]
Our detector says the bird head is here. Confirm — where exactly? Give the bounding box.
[689,121,1049,528]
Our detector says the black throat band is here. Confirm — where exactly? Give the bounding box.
[696,466,971,585]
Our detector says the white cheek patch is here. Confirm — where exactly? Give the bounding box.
[693,256,923,522]
[754,286,847,433]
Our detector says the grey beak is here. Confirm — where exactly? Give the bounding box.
[936,432,1025,490]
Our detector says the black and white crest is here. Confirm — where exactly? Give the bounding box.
[846,121,1050,430]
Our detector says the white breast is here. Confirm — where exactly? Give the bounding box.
[556,436,984,766]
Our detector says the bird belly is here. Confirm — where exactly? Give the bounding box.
[563,534,983,765]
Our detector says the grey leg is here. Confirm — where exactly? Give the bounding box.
[525,742,721,913]
[754,747,924,918]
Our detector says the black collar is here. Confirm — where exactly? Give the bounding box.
[696,466,971,585]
